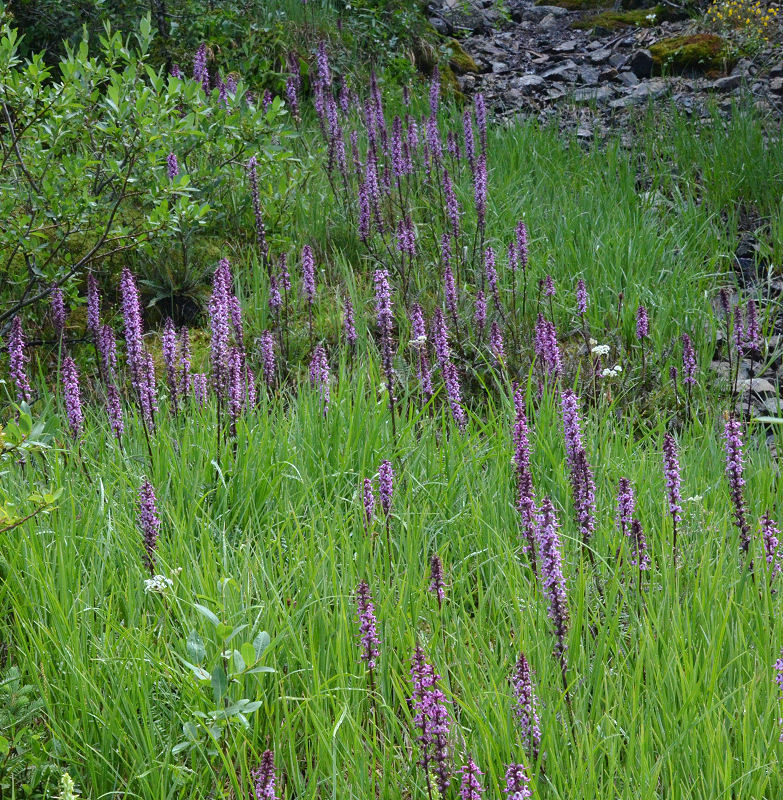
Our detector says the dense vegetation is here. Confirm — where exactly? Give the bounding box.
[1,0,782,798]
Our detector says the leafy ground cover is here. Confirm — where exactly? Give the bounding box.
[1,4,783,799]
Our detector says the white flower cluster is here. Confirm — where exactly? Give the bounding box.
[601,365,623,379]
[144,574,174,594]
[409,334,427,347]
[591,344,611,357]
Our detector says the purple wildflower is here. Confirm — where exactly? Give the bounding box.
[474,93,487,153]
[209,261,231,398]
[99,324,117,378]
[50,286,67,339]
[363,478,375,531]
[459,758,484,799]
[515,221,528,270]
[170,63,182,79]
[511,651,542,761]
[724,416,751,557]
[355,581,381,670]
[682,333,697,386]
[490,321,505,365]
[463,109,475,169]
[301,245,316,307]
[429,553,445,608]
[178,327,191,398]
[636,305,649,340]
[513,387,538,566]
[744,299,760,352]
[268,274,282,314]
[544,275,555,298]
[162,318,178,411]
[537,497,569,672]
[474,291,487,333]
[534,314,562,380]
[309,344,330,415]
[61,355,83,437]
[120,268,145,395]
[432,309,467,429]
[8,316,31,403]
[167,152,179,179]
[139,349,158,429]
[429,66,440,116]
[760,511,781,582]
[192,373,208,406]
[316,40,331,87]
[86,274,101,340]
[252,750,278,800]
[410,303,433,398]
[443,253,459,328]
[473,154,487,231]
[616,477,635,543]
[410,646,451,797]
[504,765,532,800]
[396,217,416,258]
[630,518,650,572]
[374,269,395,403]
[485,246,499,305]
[443,170,460,240]
[378,460,393,519]
[227,347,244,432]
[733,305,745,357]
[259,331,276,388]
[138,479,161,576]
[576,278,588,316]
[106,382,124,442]
[775,650,783,742]
[662,432,682,560]
[193,43,210,94]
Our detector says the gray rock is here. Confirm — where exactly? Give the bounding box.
[771,77,783,96]
[609,53,628,69]
[429,15,452,35]
[513,74,547,91]
[589,48,613,64]
[770,62,783,78]
[712,75,741,92]
[616,70,639,87]
[629,49,653,79]
[579,66,600,85]
[542,61,578,81]
[599,67,618,82]
[554,40,578,52]
[572,86,615,103]
[520,4,570,20]
[540,13,560,29]
[491,61,510,73]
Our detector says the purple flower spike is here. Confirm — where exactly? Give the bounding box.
[534,314,562,380]
[474,291,487,333]
[503,763,532,800]
[429,553,445,608]
[474,93,487,153]
[662,432,682,561]
[309,344,330,415]
[363,478,375,531]
[99,324,118,378]
[484,246,498,299]
[576,278,588,316]
[459,757,484,799]
[86,274,101,340]
[682,333,697,386]
[511,651,541,761]
[443,170,460,240]
[378,460,394,518]
[473,154,487,231]
[120,268,145,395]
[636,305,649,340]
[410,304,433,398]
[355,581,381,671]
[513,387,538,566]
[515,221,528,270]
[162,318,178,411]
[744,299,760,352]
[760,511,781,583]
[723,416,751,557]
[178,327,191,399]
[138,479,161,576]
[8,316,32,403]
[432,309,467,429]
[192,373,208,406]
[616,477,635,542]
[410,646,451,797]
[544,275,555,298]
[61,355,83,437]
[106,382,124,442]
[260,331,276,388]
[167,152,179,179]
[209,261,231,398]
[193,43,210,94]
[343,294,357,346]
[50,286,67,338]
[560,389,584,464]
[301,245,316,307]
[537,497,569,671]
[252,750,278,800]
[775,650,783,742]
[463,109,475,170]
[490,321,505,365]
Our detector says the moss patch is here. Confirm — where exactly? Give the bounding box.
[569,6,681,29]
[649,34,735,75]
[536,0,607,10]
[447,38,479,74]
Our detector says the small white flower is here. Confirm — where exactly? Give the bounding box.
[685,495,703,503]
[591,344,610,356]
[589,337,598,347]
[144,574,173,594]
[409,334,427,347]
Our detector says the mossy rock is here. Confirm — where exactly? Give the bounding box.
[536,0,607,10]
[440,64,465,101]
[447,38,479,74]
[569,5,684,29]
[649,34,735,75]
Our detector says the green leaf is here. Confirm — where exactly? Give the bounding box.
[253,631,271,660]
[246,665,275,675]
[211,665,228,703]
[0,735,9,756]
[186,630,206,664]
[232,649,246,674]
[240,642,256,668]
[194,604,221,627]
